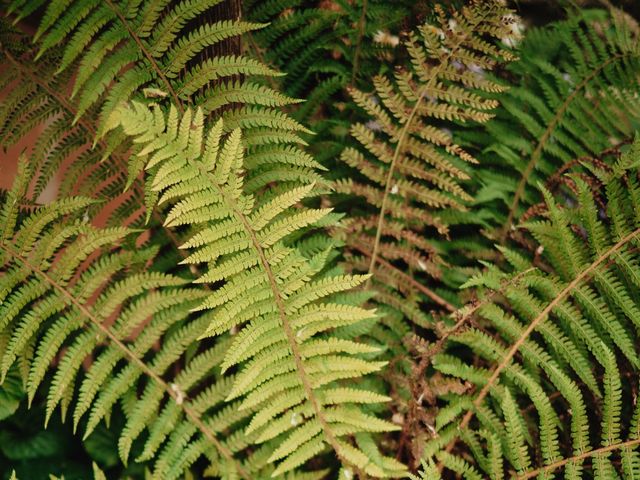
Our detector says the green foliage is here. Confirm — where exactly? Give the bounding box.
[244,0,415,122]
[0,159,261,479]
[3,0,640,478]
[426,143,640,478]
[472,11,640,245]
[335,1,516,327]
[114,101,403,477]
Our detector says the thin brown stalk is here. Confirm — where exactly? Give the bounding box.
[517,438,640,479]
[353,243,455,312]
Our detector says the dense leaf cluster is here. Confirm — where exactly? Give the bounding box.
[2,1,640,479]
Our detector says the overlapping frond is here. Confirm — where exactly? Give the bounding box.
[473,11,640,244]
[335,0,516,324]
[245,0,413,123]
[423,141,640,478]
[3,0,322,199]
[114,101,404,477]
[0,159,264,479]
[0,24,145,227]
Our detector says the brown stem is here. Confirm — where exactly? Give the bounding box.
[517,438,640,479]
[366,7,493,284]
[353,243,456,312]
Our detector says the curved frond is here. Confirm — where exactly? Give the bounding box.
[425,140,640,479]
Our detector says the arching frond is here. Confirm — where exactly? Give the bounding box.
[425,140,640,479]
[473,12,640,244]
[0,159,262,479]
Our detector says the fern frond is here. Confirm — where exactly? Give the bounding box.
[115,102,403,477]
[336,1,516,325]
[9,0,321,190]
[0,28,152,230]
[473,12,640,244]
[425,140,640,478]
[0,158,266,479]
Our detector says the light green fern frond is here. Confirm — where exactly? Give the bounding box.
[115,102,403,477]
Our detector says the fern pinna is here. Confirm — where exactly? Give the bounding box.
[0,24,159,230]
[330,3,516,447]
[422,141,640,478]
[114,101,404,478]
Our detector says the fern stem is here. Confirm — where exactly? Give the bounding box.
[516,437,640,479]
[500,52,631,243]
[103,0,184,114]
[0,243,249,479]
[415,267,536,375]
[366,7,492,283]
[352,243,456,312]
[1,46,98,139]
[351,0,368,85]
[437,225,640,472]
[402,267,534,466]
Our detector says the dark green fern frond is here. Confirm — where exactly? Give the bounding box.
[424,140,640,479]
[247,2,344,99]
[115,102,405,478]
[473,11,640,245]
[244,0,416,128]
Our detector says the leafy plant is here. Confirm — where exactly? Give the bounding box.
[114,102,401,477]
[424,141,640,479]
[3,0,640,479]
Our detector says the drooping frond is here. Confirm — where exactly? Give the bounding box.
[0,24,144,226]
[424,139,640,478]
[0,158,266,479]
[3,0,321,198]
